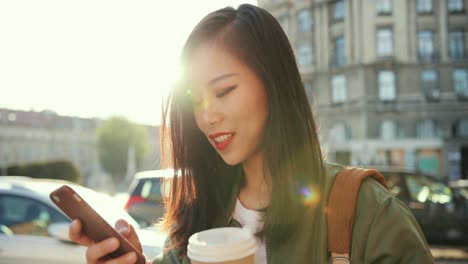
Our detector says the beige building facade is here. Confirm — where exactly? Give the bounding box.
[0,108,161,191]
[260,0,468,179]
[0,109,100,177]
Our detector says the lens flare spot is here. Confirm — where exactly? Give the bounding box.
[202,98,211,109]
[299,184,321,207]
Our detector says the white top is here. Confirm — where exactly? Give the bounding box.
[232,198,267,264]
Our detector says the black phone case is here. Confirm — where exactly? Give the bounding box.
[50,185,146,264]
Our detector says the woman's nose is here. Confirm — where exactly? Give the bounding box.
[200,97,222,127]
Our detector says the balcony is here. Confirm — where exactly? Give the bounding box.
[328,55,346,69]
[423,87,441,102]
[418,51,440,64]
[449,50,468,62]
[375,54,397,64]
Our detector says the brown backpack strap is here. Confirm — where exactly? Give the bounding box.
[327,167,388,263]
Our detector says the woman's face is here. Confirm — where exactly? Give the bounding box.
[188,43,269,166]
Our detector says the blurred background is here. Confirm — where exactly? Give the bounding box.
[259,0,468,183]
[0,0,256,193]
[0,0,467,262]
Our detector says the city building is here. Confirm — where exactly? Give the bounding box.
[259,0,468,179]
[0,108,161,190]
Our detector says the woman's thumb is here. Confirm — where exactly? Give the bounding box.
[115,219,130,236]
[114,219,143,253]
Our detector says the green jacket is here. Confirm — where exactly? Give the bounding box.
[153,162,434,263]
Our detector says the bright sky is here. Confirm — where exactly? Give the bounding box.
[0,0,257,126]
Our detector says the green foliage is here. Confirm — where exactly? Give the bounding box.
[45,160,82,183]
[6,165,22,175]
[23,162,47,178]
[96,116,149,182]
[5,160,81,183]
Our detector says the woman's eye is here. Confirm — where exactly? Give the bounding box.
[216,85,237,97]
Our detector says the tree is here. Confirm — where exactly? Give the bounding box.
[6,165,23,175]
[96,116,149,183]
[44,160,82,183]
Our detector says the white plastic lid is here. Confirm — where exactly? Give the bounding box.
[187,227,257,263]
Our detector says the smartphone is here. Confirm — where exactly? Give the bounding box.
[50,185,146,264]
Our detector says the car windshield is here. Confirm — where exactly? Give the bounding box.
[405,174,453,204]
[134,169,173,199]
[454,186,468,199]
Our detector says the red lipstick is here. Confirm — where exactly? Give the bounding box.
[209,132,235,151]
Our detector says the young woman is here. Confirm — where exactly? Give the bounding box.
[69,4,434,264]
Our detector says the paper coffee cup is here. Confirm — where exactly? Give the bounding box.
[187,227,257,264]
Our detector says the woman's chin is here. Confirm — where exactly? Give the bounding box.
[219,155,241,166]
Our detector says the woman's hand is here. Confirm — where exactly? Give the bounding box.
[69,218,150,264]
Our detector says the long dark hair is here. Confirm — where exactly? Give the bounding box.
[160,3,325,255]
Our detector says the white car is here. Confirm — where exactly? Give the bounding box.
[0,176,166,264]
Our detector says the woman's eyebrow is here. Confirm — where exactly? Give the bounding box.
[208,73,238,86]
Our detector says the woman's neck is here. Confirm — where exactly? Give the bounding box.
[239,152,270,210]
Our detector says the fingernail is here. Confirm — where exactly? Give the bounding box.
[118,226,130,234]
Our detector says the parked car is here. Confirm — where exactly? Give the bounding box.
[125,169,173,227]
[449,179,468,200]
[376,169,468,245]
[0,176,166,264]
[449,179,468,219]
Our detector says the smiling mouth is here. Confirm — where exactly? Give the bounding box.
[210,133,235,151]
[213,134,233,143]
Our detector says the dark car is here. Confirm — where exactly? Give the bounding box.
[377,169,468,245]
[449,179,468,200]
[449,179,468,219]
[124,170,173,227]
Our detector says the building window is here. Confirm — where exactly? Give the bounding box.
[448,0,465,13]
[421,69,440,100]
[418,30,435,62]
[455,118,468,137]
[376,0,392,15]
[332,75,347,103]
[329,123,351,143]
[380,120,398,140]
[417,0,433,14]
[297,9,312,32]
[297,44,313,66]
[453,69,468,98]
[378,70,396,101]
[449,30,465,60]
[416,119,440,138]
[334,0,345,21]
[377,28,393,57]
[335,35,346,66]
